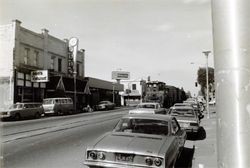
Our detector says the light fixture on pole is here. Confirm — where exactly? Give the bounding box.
[69,37,79,113]
[202,51,211,119]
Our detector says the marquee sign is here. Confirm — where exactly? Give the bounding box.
[31,70,49,82]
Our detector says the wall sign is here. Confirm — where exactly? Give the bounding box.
[31,70,49,82]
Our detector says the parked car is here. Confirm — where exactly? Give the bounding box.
[168,106,202,134]
[0,102,44,120]
[209,99,216,105]
[84,114,186,168]
[183,100,204,118]
[94,101,115,111]
[42,97,74,115]
[129,102,166,114]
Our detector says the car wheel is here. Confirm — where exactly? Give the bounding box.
[34,112,41,119]
[69,110,74,115]
[14,113,21,120]
[56,110,62,116]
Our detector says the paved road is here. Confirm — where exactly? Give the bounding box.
[0,106,216,168]
[1,109,128,168]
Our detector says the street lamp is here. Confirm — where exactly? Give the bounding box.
[202,51,211,119]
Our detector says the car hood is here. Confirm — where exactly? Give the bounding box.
[129,108,155,114]
[0,109,17,113]
[91,132,169,156]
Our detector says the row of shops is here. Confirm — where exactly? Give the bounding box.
[4,69,123,110]
[0,20,123,110]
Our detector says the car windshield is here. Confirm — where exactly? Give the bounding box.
[137,104,156,109]
[9,104,23,109]
[170,109,196,117]
[114,118,168,136]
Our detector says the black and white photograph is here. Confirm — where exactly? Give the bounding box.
[0,0,249,168]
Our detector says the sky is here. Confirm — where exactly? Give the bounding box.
[0,0,214,96]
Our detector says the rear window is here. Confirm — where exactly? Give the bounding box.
[170,109,196,117]
[137,104,156,109]
[114,118,169,136]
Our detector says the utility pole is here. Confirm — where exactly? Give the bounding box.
[112,83,115,103]
[212,0,250,167]
[203,51,211,119]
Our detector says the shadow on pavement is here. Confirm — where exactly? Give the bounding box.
[175,146,195,168]
[187,126,206,141]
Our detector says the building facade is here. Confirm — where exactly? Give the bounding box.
[0,20,123,110]
[120,79,147,106]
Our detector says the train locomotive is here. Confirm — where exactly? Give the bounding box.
[144,81,187,108]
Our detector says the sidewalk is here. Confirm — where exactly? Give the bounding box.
[192,106,217,168]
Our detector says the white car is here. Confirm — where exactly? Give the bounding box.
[129,102,166,115]
[209,99,216,105]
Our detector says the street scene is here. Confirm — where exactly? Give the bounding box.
[0,0,250,168]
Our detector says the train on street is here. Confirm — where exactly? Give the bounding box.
[144,81,187,108]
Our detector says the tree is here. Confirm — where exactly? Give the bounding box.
[197,67,215,98]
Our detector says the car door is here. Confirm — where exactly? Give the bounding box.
[22,104,32,118]
[172,118,186,149]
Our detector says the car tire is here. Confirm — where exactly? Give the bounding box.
[56,110,63,116]
[34,112,41,119]
[14,113,21,120]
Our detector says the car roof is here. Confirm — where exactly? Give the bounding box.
[171,106,194,110]
[183,100,197,104]
[43,98,71,100]
[139,102,159,105]
[123,114,172,121]
[174,103,191,105]
[100,101,110,103]
[16,102,41,104]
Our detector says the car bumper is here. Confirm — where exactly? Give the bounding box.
[185,128,199,133]
[0,112,12,118]
[0,114,11,119]
[84,160,158,168]
[44,110,55,114]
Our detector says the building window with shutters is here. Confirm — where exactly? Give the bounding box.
[58,58,62,72]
